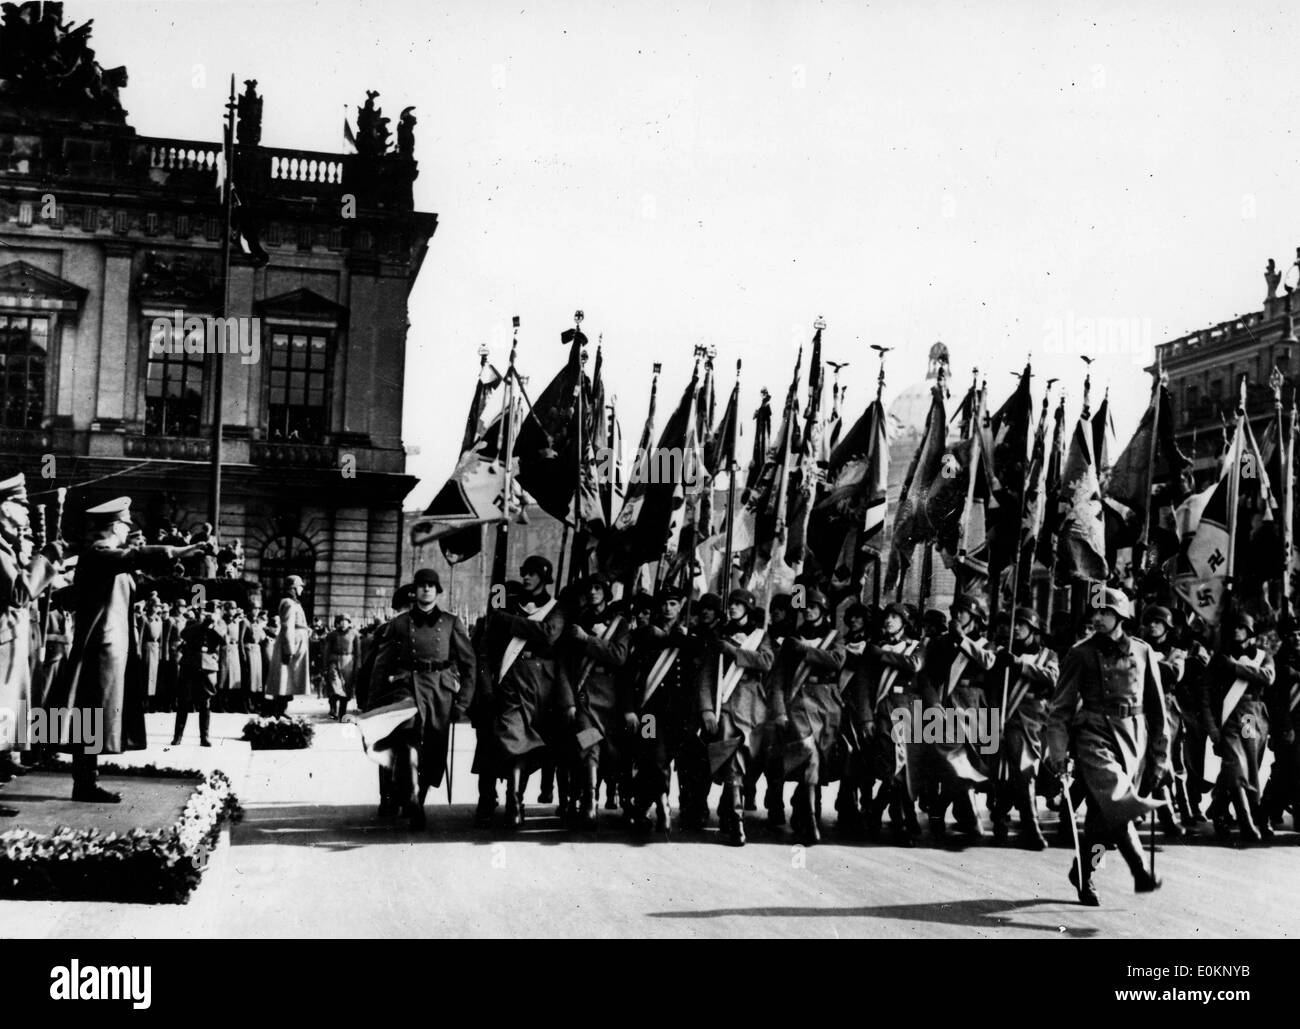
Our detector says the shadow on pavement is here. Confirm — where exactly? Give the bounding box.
[645,897,1100,937]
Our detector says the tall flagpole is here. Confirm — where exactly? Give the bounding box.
[721,360,741,596]
[491,318,521,590]
[1271,366,1290,616]
[1222,375,1246,646]
[210,74,237,537]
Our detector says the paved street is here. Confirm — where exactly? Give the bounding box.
[3,700,1298,939]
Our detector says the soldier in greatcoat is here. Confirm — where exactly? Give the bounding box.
[765,589,847,845]
[989,606,1059,850]
[695,588,771,846]
[44,497,211,800]
[267,574,311,712]
[1046,588,1168,905]
[367,569,475,830]
[563,574,631,829]
[324,613,360,721]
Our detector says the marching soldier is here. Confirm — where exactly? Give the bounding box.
[835,601,873,833]
[45,497,211,800]
[677,592,724,830]
[696,588,772,846]
[1203,612,1274,842]
[766,588,847,845]
[564,574,631,829]
[860,601,925,845]
[1046,588,1167,905]
[482,555,572,829]
[367,568,475,830]
[1140,605,1188,836]
[989,606,1059,850]
[1263,614,1300,831]
[171,601,223,747]
[919,594,997,840]
[626,585,692,833]
[1178,615,1215,824]
[358,583,413,817]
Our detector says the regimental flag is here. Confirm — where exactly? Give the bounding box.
[438,360,505,563]
[1104,378,1191,563]
[884,381,948,590]
[696,373,742,593]
[1016,394,1052,594]
[695,357,718,541]
[411,389,521,547]
[928,392,995,574]
[514,329,585,523]
[810,395,888,582]
[1034,396,1067,570]
[577,345,609,534]
[600,365,701,577]
[1091,390,1116,479]
[787,324,827,568]
[1173,427,1241,626]
[986,364,1034,578]
[1055,411,1108,582]
[230,185,269,268]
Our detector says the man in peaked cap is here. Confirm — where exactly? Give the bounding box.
[44,496,213,801]
[1263,614,1300,831]
[1046,586,1168,904]
[0,473,64,805]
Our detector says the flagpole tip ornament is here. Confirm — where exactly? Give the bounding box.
[814,317,826,331]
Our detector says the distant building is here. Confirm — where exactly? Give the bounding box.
[1150,255,1298,482]
[0,2,435,620]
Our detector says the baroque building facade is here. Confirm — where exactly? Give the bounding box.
[0,1,435,620]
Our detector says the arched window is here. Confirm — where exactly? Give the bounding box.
[260,533,317,621]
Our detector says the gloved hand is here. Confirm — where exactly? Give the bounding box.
[623,711,639,733]
[702,710,718,734]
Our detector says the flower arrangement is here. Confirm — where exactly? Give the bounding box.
[0,769,241,904]
[241,715,314,750]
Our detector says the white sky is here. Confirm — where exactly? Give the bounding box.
[77,0,1300,505]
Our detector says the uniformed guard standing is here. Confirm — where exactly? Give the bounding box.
[171,602,223,747]
[138,597,164,712]
[1203,612,1274,842]
[324,613,360,721]
[45,497,211,800]
[766,589,847,845]
[1046,588,1167,905]
[989,606,1059,849]
[367,568,476,829]
[696,588,772,846]
[241,604,265,700]
[0,473,62,810]
[563,574,631,829]
[217,600,244,713]
[267,574,311,713]
[919,594,997,840]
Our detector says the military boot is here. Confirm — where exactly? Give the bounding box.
[1117,823,1161,893]
[1019,781,1048,851]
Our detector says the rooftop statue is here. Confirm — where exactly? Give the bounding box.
[0,1,129,123]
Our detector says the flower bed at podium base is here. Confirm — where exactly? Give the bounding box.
[0,765,241,904]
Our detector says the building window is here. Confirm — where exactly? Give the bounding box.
[1184,383,1198,424]
[144,320,205,437]
[267,329,330,443]
[0,313,48,429]
[260,533,316,621]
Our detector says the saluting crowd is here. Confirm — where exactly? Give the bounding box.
[354,552,1300,907]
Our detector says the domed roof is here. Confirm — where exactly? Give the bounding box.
[886,341,955,444]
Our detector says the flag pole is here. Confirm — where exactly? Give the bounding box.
[1221,375,1246,648]
[491,318,521,591]
[721,360,741,597]
[1271,367,1290,616]
[566,311,587,587]
[210,74,237,538]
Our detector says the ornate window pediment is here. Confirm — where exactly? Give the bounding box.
[255,288,348,326]
[0,260,87,313]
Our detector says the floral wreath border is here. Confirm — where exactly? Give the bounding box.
[0,766,243,905]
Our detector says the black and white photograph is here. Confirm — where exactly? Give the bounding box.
[0,0,1294,1000]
